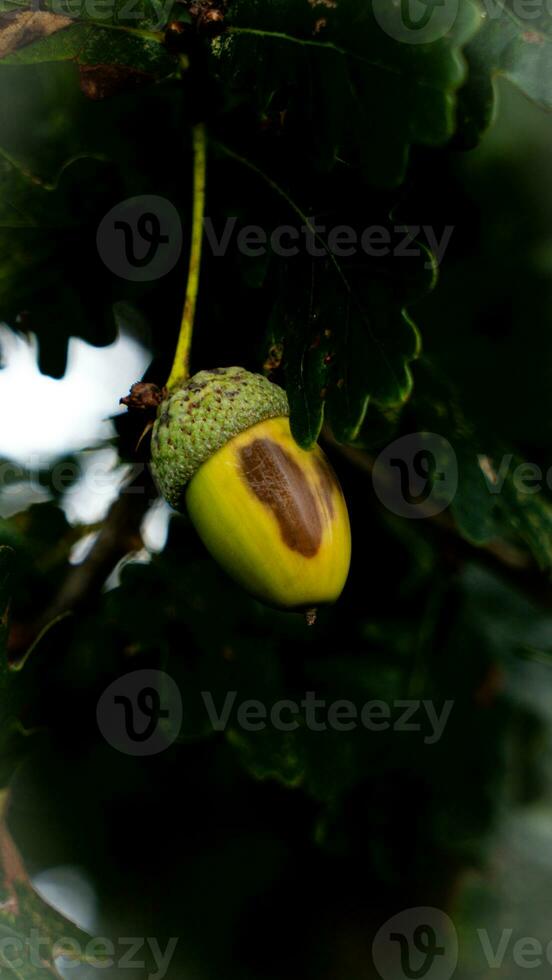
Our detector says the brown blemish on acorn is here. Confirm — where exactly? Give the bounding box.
[239,439,322,558]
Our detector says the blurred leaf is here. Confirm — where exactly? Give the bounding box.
[0,155,121,375]
[459,0,552,144]
[215,0,482,187]
[414,364,552,569]
[227,728,306,789]
[0,68,196,377]
[0,9,72,58]
[454,445,552,568]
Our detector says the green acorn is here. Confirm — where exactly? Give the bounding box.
[149,367,351,611]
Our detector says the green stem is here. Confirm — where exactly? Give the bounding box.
[167,122,207,391]
[226,25,351,57]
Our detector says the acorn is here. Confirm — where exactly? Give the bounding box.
[149,367,351,615]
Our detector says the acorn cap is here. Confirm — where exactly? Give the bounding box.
[150,366,289,509]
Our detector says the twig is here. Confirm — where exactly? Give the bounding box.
[0,789,27,908]
[8,469,156,658]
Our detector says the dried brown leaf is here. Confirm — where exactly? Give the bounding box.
[0,9,72,58]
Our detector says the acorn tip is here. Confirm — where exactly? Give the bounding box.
[305,608,317,627]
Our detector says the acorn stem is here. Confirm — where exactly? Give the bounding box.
[166,121,207,392]
[305,608,318,627]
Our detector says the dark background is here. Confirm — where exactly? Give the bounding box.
[1,11,552,977]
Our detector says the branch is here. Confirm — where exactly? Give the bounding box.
[8,468,156,658]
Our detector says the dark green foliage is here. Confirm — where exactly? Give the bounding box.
[1,1,552,975]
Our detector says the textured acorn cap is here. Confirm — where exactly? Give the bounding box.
[150,366,289,510]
